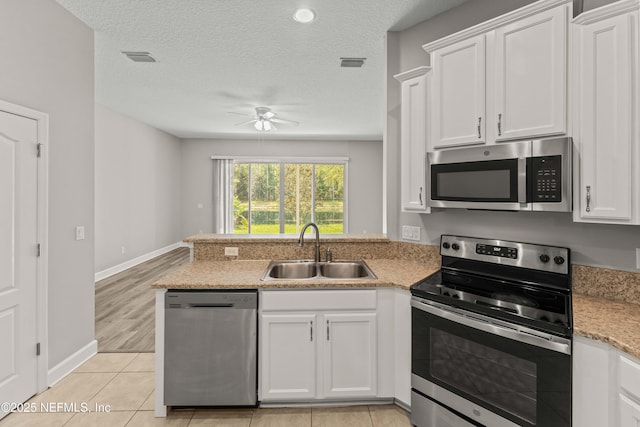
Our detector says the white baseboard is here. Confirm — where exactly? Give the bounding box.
[47,340,97,387]
[94,241,188,282]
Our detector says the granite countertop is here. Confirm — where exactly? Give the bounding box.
[573,293,640,360]
[152,258,640,360]
[152,258,438,290]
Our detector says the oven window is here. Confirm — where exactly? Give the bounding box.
[430,328,537,424]
[431,159,518,202]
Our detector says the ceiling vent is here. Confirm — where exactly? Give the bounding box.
[122,51,156,63]
[340,57,366,68]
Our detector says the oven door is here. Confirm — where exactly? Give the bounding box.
[411,297,571,427]
[427,141,529,210]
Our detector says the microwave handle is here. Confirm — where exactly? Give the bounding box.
[518,157,527,204]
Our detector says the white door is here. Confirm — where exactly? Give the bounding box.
[0,110,39,419]
[494,4,568,141]
[431,34,486,149]
[260,313,316,400]
[322,312,377,398]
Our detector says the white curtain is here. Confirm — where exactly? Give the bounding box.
[212,158,234,234]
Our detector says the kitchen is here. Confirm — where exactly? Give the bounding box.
[1,0,640,426]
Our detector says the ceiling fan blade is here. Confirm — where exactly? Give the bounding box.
[228,111,256,117]
[234,119,257,126]
[271,118,299,126]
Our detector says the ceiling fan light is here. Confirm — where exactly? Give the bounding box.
[254,119,273,131]
[293,8,316,23]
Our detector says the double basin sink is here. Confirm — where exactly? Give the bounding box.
[261,260,377,281]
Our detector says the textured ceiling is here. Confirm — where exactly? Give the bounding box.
[56,0,468,140]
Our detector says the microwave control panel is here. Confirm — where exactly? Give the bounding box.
[529,156,562,202]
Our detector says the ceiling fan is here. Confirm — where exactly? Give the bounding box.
[229,107,299,132]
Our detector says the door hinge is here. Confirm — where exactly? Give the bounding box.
[37,143,42,158]
[37,243,41,257]
[36,342,41,356]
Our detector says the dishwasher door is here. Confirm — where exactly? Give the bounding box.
[164,290,258,406]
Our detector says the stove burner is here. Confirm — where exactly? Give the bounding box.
[490,292,538,308]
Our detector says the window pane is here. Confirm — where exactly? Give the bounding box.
[315,164,344,234]
[250,163,280,234]
[233,163,249,234]
[283,164,312,234]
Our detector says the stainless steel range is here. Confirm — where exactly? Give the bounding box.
[410,235,572,427]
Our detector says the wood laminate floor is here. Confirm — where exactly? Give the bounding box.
[95,248,190,353]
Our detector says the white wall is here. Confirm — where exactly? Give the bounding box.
[95,105,182,272]
[0,0,95,367]
[180,138,383,237]
[386,0,640,272]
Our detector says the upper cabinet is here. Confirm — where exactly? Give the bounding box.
[394,66,430,213]
[430,35,486,149]
[572,0,640,224]
[424,0,570,150]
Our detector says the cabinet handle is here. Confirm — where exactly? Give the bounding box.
[586,186,591,213]
[310,321,313,341]
[477,117,482,139]
[497,113,502,136]
[326,320,330,341]
[419,187,423,206]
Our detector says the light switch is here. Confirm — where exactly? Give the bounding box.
[75,226,85,241]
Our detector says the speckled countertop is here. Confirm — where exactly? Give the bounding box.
[573,294,640,360]
[152,258,439,290]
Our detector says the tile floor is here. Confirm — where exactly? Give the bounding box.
[0,353,411,426]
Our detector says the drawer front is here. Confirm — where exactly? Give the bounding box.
[620,354,640,399]
[261,289,377,311]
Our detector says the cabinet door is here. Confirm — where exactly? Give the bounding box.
[399,71,428,212]
[620,395,640,427]
[575,11,636,223]
[431,35,485,149]
[260,313,316,400]
[322,313,377,398]
[494,4,567,141]
[573,336,613,427]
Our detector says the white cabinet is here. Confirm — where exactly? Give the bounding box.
[494,4,567,141]
[573,334,640,427]
[394,66,430,212]
[259,290,378,402]
[572,1,640,224]
[430,36,485,149]
[260,313,317,400]
[322,313,377,398]
[424,0,570,150]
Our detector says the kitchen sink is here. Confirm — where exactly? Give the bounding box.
[262,260,376,281]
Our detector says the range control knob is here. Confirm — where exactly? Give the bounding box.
[539,254,550,263]
[442,242,450,249]
[452,294,460,299]
[554,256,565,265]
[451,243,460,251]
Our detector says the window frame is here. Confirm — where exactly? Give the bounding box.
[213,156,349,235]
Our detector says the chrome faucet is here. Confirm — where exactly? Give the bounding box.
[299,222,321,263]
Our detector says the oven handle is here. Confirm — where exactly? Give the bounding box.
[411,298,571,355]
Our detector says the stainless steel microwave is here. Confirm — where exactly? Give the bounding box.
[427,137,572,212]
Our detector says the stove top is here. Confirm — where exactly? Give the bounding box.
[411,235,572,337]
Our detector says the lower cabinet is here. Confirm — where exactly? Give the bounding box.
[259,290,378,402]
[574,335,640,427]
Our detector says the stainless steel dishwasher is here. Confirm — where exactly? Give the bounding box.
[164,290,258,406]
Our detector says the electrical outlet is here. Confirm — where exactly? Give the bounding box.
[75,226,85,241]
[636,248,640,269]
[121,246,126,254]
[402,225,421,241]
[225,247,239,257]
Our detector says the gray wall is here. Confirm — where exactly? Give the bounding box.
[180,139,383,238]
[95,105,183,272]
[386,0,640,272]
[0,0,95,367]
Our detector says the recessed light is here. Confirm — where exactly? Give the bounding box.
[293,8,316,24]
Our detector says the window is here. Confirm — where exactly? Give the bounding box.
[233,161,345,234]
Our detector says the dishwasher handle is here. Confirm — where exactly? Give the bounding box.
[189,303,235,308]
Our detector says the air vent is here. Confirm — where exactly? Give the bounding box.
[122,51,156,63]
[340,57,366,68]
